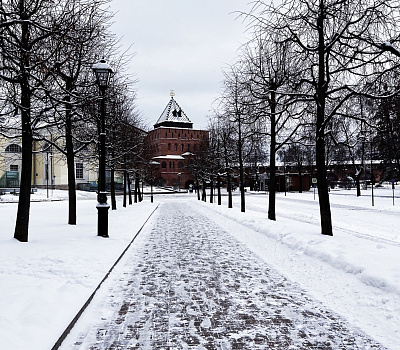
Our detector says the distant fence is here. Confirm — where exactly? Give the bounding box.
[328,180,370,189]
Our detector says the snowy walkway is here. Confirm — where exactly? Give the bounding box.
[60,201,384,349]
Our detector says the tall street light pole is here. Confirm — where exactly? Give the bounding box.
[92,59,112,238]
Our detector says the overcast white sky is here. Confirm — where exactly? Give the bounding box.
[108,0,253,130]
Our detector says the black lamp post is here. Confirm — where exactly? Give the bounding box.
[92,58,112,237]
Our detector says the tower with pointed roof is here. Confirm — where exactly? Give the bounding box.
[154,94,193,129]
[144,92,209,188]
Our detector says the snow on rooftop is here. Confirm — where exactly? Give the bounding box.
[155,96,191,125]
[153,155,185,160]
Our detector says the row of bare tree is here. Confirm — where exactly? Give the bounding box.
[0,0,144,242]
[205,0,400,236]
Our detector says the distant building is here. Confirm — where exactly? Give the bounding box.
[0,136,98,190]
[144,93,209,188]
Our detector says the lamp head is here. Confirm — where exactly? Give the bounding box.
[92,59,113,89]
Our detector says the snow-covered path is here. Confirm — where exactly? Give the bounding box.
[60,201,384,349]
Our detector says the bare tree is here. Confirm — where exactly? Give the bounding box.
[44,0,114,225]
[0,0,90,241]
[221,64,254,212]
[240,36,304,220]
[249,0,400,235]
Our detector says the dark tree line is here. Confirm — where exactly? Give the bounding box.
[207,0,400,236]
[0,0,143,242]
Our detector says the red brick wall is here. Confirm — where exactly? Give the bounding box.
[144,127,209,187]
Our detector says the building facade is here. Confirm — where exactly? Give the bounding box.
[144,94,209,189]
[0,137,98,190]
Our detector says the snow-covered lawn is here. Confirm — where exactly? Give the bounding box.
[0,186,399,349]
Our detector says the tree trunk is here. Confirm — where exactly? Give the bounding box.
[268,87,277,221]
[316,3,333,236]
[128,172,133,205]
[110,166,116,210]
[111,131,117,210]
[238,114,245,213]
[65,91,77,224]
[210,175,214,203]
[227,171,232,208]
[298,166,303,194]
[355,170,361,197]
[134,172,138,203]
[217,173,221,205]
[14,105,32,242]
[139,176,143,202]
[239,168,245,212]
[14,10,32,242]
[316,135,333,236]
[123,170,127,207]
[202,180,207,202]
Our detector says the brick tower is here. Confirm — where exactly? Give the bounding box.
[144,92,209,188]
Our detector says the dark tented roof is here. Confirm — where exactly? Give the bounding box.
[154,96,193,129]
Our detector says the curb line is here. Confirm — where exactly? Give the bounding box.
[51,204,160,350]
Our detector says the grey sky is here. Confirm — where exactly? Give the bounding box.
[109,0,252,130]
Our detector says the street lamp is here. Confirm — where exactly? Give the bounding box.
[92,58,112,237]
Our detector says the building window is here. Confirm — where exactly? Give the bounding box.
[181,144,184,151]
[187,144,190,152]
[76,163,84,179]
[178,162,184,168]
[5,144,22,153]
[10,164,18,172]
[161,161,167,168]
[169,161,172,168]
[168,143,171,150]
[174,144,177,151]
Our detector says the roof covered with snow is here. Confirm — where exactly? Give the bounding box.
[152,155,185,160]
[154,96,193,129]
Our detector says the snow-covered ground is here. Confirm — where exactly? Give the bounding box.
[0,185,399,349]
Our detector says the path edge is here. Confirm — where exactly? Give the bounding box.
[51,204,160,350]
